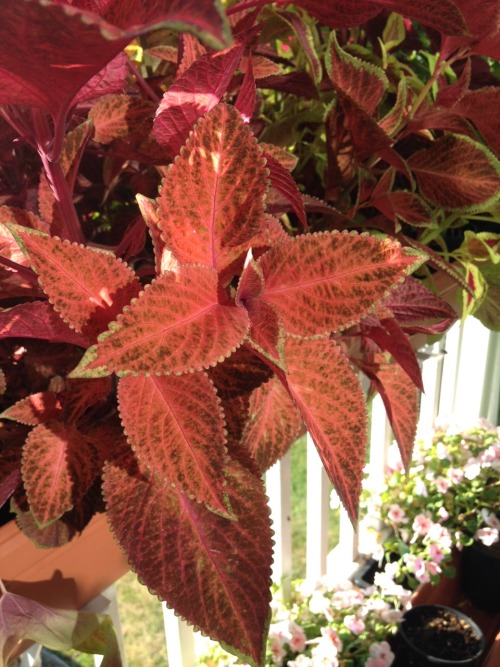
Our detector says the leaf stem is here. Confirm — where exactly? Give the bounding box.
[31,109,84,244]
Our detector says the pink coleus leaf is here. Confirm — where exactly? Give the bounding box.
[242,376,304,472]
[242,231,424,337]
[21,421,97,527]
[382,276,458,334]
[156,104,269,272]
[235,52,257,122]
[408,134,500,212]
[264,154,307,228]
[103,446,272,666]
[89,95,155,144]
[0,206,48,234]
[327,33,388,116]
[279,337,367,522]
[153,46,245,159]
[118,373,231,516]
[0,301,90,346]
[13,228,141,339]
[61,377,113,423]
[361,317,423,391]
[70,265,250,378]
[243,298,287,371]
[0,392,62,426]
[368,362,418,470]
[73,51,129,105]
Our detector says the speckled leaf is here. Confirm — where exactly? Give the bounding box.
[370,363,418,470]
[118,373,231,516]
[103,446,272,666]
[61,377,113,423]
[0,392,62,426]
[327,33,388,115]
[254,231,424,337]
[22,421,97,527]
[264,154,306,228]
[370,191,432,227]
[153,46,244,158]
[243,298,286,371]
[0,301,90,346]
[408,135,500,212]
[242,377,303,472]
[280,337,367,522]
[156,104,269,272]
[13,228,141,339]
[70,265,250,377]
[89,95,155,144]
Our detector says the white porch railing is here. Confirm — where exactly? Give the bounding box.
[15,319,500,667]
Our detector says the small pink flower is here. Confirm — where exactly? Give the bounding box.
[425,561,442,577]
[437,506,449,521]
[321,627,343,652]
[412,514,432,536]
[412,557,430,584]
[269,635,286,662]
[388,504,408,524]
[366,640,395,666]
[344,614,365,635]
[475,527,499,546]
[481,509,500,530]
[448,468,464,485]
[435,476,451,493]
[429,543,445,563]
[289,621,307,653]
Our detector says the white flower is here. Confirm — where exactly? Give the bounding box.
[413,478,428,497]
[287,656,313,667]
[309,591,331,615]
[464,457,481,480]
[480,509,500,531]
[475,527,499,546]
[343,614,365,635]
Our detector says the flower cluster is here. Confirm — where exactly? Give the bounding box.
[372,420,500,589]
[196,576,411,667]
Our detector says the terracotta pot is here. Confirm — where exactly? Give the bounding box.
[0,513,129,610]
[461,541,500,613]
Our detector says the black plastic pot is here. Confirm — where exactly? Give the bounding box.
[461,541,500,612]
[391,605,484,667]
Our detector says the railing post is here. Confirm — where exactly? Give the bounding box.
[306,434,330,582]
[266,450,292,585]
[162,604,195,667]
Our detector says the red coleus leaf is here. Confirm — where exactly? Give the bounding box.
[157,104,269,272]
[454,88,500,157]
[154,46,245,159]
[103,446,272,666]
[118,373,231,516]
[73,52,129,105]
[61,377,113,423]
[264,154,307,228]
[279,337,367,522]
[408,134,500,212]
[361,317,423,391]
[235,53,257,122]
[244,298,287,371]
[242,376,304,472]
[0,442,22,509]
[13,228,141,339]
[71,265,250,378]
[382,276,458,334]
[0,0,229,124]
[0,301,90,346]
[327,33,388,116]
[370,191,432,228]
[21,421,97,527]
[368,362,418,470]
[239,231,424,337]
[0,392,62,426]
[89,95,155,144]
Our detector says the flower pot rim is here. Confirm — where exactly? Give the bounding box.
[400,604,485,665]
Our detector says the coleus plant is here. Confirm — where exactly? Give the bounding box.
[0,0,497,665]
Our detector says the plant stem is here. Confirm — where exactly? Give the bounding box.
[31,109,84,244]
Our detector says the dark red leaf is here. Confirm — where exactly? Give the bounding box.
[408,134,500,212]
[235,52,257,122]
[454,88,500,156]
[242,377,303,472]
[264,154,307,228]
[0,301,90,346]
[243,297,286,370]
[279,337,367,522]
[103,446,272,666]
